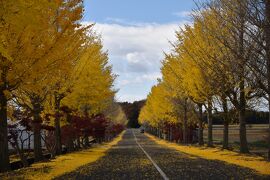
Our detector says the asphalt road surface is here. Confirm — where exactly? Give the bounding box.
[56,129,270,180]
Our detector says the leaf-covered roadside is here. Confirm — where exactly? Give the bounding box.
[0,131,124,180]
[146,133,270,175]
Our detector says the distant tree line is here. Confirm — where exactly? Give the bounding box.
[209,110,269,125]
[119,100,146,128]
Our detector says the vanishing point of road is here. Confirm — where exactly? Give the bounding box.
[56,129,269,180]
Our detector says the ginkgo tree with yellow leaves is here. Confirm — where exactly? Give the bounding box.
[174,22,221,147]
[139,83,174,139]
[139,83,174,128]
[62,36,116,115]
[161,53,198,144]
[140,0,268,157]
[0,0,126,172]
[139,77,198,143]
[0,0,65,171]
[8,0,89,163]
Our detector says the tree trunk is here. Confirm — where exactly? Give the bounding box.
[67,138,74,152]
[21,140,24,152]
[170,126,173,141]
[77,137,81,149]
[14,139,28,167]
[33,121,43,161]
[32,98,43,161]
[207,100,213,147]
[265,0,270,161]
[183,98,188,144]
[198,104,204,146]
[239,79,249,153]
[28,134,31,151]
[166,126,169,141]
[221,96,229,149]
[54,94,62,155]
[84,134,90,147]
[238,0,249,154]
[268,96,270,160]
[0,89,10,172]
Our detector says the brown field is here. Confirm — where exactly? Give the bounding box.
[204,124,268,143]
[203,124,269,156]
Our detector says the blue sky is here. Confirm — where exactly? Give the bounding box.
[83,0,200,102]
[84,0,196,23]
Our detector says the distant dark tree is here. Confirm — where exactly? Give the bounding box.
[119,100,145,128]
[211,110,269,125]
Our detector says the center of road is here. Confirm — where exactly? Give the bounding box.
[132,130,169,180]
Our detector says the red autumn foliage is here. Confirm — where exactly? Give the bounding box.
[60,112,124,146]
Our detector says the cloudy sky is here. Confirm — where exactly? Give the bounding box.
[83,0,198,102]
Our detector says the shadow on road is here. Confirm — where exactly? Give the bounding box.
[55,129,270,180]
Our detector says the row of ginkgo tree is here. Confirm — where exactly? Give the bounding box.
[0,0,126,172]
[139,0,270,160]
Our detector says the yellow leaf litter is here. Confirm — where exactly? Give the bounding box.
[1,131,124,180]
[146,133,270,175]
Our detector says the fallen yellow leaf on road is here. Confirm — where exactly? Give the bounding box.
[1,131,125,180]
[146,133,270,175]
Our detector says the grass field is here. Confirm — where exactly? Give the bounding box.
[203,124,269,156]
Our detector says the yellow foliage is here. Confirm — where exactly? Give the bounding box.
[139,82,179,127]
[104,100,127,126]
[147,133,270,175]
[140,8,239,129]
[62,36,116,115]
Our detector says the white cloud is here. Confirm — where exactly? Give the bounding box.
[118,79,131,86]
[83,21,187,102]
[126,52,142,63]
[173,11,192,18]
[116,94,146,103]
[140,73,162,81]
[92,22,185,66]
[118,72,162,87]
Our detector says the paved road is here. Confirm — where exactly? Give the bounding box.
[56,129,269,180]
